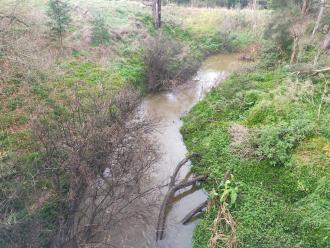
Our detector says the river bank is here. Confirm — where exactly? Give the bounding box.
[181,60,330,247]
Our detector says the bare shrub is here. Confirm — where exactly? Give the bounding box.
[143,33,199,91]
[209,204,238,248]
[0,7,58,84]
[31,86,158,246]
[229,124,255,157]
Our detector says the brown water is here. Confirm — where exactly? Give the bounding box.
[111,53,243,248]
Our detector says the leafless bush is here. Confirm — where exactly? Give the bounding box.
[229,124,256,158]
[0,7,58,84]
[143,33,199,91]
[32,85,158,247]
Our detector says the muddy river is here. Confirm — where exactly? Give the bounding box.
[112,53,243,248]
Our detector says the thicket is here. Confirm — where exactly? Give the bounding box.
[164,0,255,8]
[143,33,199,91]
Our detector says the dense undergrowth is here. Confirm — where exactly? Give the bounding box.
[182,20,330,248]
[0,0,267,246]
[182,68,329,247]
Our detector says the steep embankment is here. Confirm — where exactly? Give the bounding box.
[182,64,330,246]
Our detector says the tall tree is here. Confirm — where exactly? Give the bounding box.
[323,30,330,50]
[312,0,325,38]
[301,0,311,15]
[153,0,161,28]
[47,0,71,48]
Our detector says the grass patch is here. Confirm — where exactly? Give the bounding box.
[182,67,330,247]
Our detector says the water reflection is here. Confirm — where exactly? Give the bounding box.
[112,53,243,248]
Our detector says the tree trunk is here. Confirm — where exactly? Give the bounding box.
[302,0,310,15]
[290,35,299,65]
[312,0,325,39]
[252,0,257,30]
[153,0,161,29]
[323,30,330,50]
[253,0,257,10]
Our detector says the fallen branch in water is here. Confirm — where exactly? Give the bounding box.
[169,153,199,187]
[156,175,207,241]
[181,200,208,225]
[181,170,235,225]
[156,154,206,241]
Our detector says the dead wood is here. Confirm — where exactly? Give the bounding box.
[313,67,330,74]
[209,204,238,248]
[323,30,330,50]
[156,173,207,241]
[311,0,325,39]
[208,171,238,248]
[169,153,198,187]
[0,13,29,27]
[181,200,208,225]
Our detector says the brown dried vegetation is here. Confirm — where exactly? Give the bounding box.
[32,86,158,246]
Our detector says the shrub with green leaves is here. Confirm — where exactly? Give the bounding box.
[90,13,110,46]
[254,119,315,166]
[47,0,71,47]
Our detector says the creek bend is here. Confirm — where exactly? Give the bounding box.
[111,53,243,248]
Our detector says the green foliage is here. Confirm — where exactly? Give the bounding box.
[140,15,156,35]
[182,66,330,247]
[254,119,315,166]
[47,0,71,45]
[162,22,193,42]
[7,97,23,111]
[113,53,146,90]
[60,61,124,90]
[264,11,294,55]
[90,13,110,46]
[39,199,59,229]
[0,112,28,130]
[260,42,287,68]
[209,175,241,207]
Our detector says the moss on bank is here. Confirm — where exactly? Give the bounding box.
[182,68,330,247]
